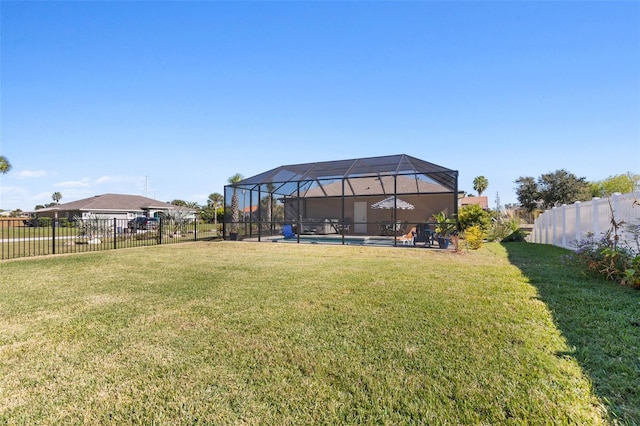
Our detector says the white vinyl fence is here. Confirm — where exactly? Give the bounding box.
[528,192,640,251]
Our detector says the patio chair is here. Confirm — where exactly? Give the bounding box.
[393,221,409,236]
[378,221,391,236]
[282,224,296,239]
[415,223,435,246]
[331,218,351,234]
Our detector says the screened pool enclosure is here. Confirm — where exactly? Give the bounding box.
[223,154,458,244]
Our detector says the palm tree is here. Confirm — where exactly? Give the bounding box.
[265,183,275,231]
[52,192,63,204]
[208,192,223,226]
[0,155,11,174]
[227,173,243,232]
[164,209,191,236]
[473,176,489,196]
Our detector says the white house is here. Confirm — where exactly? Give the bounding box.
[32,193,197,221]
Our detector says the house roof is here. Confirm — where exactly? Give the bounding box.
[231,154,458,196]
[34,193,194,213]
[458,196,489,209]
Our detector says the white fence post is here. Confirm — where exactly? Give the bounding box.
[592,197,600,237]
[560,204,567,247]
[574,201,581,245]
[551,207,557,246]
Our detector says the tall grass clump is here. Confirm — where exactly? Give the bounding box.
[567,230,640,288]
[565,201,640,288]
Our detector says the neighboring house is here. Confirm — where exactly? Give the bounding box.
[241,205,259,221]
[31,193,196,222]
[458,196,489,210]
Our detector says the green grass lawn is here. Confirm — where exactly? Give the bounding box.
[0,242,637,424]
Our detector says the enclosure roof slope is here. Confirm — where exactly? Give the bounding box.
[235,154,457,189]
[300,175,451,198]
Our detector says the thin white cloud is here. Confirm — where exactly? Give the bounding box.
[52,175,146,198]
[55,178,92,188]
[95,175,117,184]
[13,169,47,179]
[33,191,55,201]
[0,185,25,195]
[0,188,29,211]
[95,175,145,185]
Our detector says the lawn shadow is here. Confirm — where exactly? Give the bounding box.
[502,242,640,425]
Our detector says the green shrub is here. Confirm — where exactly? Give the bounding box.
[487,218,520,242]
[457,204,491,233]
[464,225,485,250]
[502,229,527,242]
[37,217,52,227]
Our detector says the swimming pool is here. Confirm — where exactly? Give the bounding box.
[272,236,393,246]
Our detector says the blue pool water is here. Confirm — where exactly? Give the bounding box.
[273,236,392,245]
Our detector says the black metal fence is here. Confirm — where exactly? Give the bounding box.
[0,218,221,260]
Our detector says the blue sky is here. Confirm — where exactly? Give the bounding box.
[1,1,639,211]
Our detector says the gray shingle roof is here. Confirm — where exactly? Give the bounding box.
[34,193,194,213]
